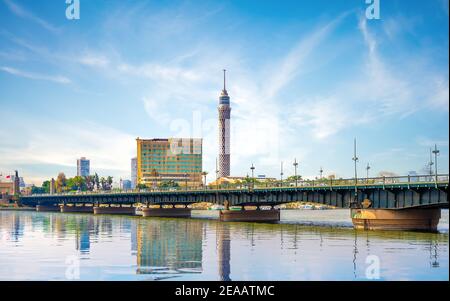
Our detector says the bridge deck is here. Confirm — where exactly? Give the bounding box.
[20,178,449,210]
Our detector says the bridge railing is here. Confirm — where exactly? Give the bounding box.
[24,174,449,197]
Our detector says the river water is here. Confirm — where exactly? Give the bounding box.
[0,209,448,281]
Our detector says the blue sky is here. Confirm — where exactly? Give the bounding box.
[0,0,448,185]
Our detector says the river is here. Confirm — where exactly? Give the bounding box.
[0,209,448,280]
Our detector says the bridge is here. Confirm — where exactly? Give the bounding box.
[20,174,449,231]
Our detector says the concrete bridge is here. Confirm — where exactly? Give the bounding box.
[20,175,449,231]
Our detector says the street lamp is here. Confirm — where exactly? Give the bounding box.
[202,171,208,189]
[319,167,323,179]
[184,173,188,191]
[428,148,434,179]
[215,157,219,189]
[432,144,440,183]
[280,161,284,187]
[250,163,255,187]
[366,163,370,183]
[352,138,359,206]
[293,159,299,187]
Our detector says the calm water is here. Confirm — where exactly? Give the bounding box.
[0,209,448,281]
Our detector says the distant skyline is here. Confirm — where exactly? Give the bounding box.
[0,0,448,185]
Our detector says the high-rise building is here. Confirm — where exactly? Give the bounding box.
[131,157,137,189]
[77,157,90,177]
[136,138,202,187]
[122,179,132,190]
[218,69,231,178]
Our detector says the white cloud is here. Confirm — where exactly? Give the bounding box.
[79,54,110,68]
[117,63,201,82]
[2,0,60,33]
[0,120,136,184]
[265,14,347,99]
[0,66,71,84]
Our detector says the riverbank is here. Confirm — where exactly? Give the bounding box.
[0,206,35,211]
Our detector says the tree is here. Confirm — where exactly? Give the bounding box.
[73,176,86,191]
[158,180,179,188]
[56,172,67,193]
[201,171,208,186]
[42,180,50,193]
[94,173,100,190]
[85,175,95,191]
[100,177,106,190]
[107,176,113,190]
[136,183,147,189]
[31,185,46,194]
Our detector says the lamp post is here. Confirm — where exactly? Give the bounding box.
[202,171,208,189]
[280,161,284,187]
[215,157,219,189]
[432,144,440,183]
[293,159,299,187]
[319,167,323,179]
[250,163,255,188]
[428,148,434,180]
[352,138,359,206]
[366,163,370,183]
[184,173,188,191]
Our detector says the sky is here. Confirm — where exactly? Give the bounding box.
[0,0,448,185]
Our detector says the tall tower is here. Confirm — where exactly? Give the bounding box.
[218,69,231,178]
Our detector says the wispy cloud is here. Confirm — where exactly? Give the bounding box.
[79,54,110,68]
[0,66,71,84]
[0,120,136,184]
[264,13,349,99]
[2,0,60,33]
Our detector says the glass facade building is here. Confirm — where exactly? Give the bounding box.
[136,138,202,187]
[77,157,90,177]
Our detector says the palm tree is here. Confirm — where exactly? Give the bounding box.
[94,173,100,190]
[107,176,113,190]
[201,171,208,187]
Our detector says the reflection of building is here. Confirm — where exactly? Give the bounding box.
[218,70,231,178]
[136,138,202,187]
[131,221,137,255]
[76,229,90,253]
[217,223,231,281]
[77,157,90,177]
[136,221,203,274]
[131,157,137,189]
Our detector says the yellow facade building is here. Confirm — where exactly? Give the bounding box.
[136,138,202,187]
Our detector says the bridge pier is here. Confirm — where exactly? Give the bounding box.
[142,207,191,218]
[36,205,60,212]
[351,208,441,231]
[60,205,93,213]
[219,208,280,222]
[93,206,136,215]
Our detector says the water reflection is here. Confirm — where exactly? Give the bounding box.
[136,219,203,275]
[0,210,448,280]
[217,223,231,281]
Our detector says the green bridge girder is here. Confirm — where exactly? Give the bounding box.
[20,182,449,209]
